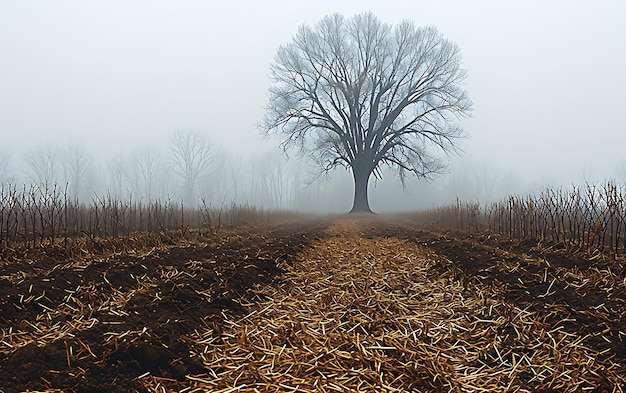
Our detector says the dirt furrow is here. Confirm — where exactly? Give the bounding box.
[0,221,324,393]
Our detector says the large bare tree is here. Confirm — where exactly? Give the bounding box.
[262,13,472,212]
[169,129,217,207]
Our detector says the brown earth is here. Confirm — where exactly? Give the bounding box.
[0,216,624,392]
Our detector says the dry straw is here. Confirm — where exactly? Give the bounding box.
[2,216,623,392]
[140,218,624,392]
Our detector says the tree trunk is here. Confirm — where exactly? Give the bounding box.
[350,166,373,213]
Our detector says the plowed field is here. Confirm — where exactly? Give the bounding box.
[1,216,624,392]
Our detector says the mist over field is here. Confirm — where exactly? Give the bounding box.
[2,1,626,213]
[3,4,626,391]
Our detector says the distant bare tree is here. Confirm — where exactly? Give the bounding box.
[0,149,12,183]
[226,155,246,203]
[61,143,92,200]
[23,145,61,186]
[259,152,290,209]
[475,162,503,203]
[127,148,161,201]
[246,158,264,204]
[262,12,472,212]
[169,129,217,206]
[106,151,128,199]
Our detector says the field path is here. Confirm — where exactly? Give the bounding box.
[170,216,623,392]
[181,216,452,391]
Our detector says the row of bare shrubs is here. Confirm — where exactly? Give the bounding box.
[0,182,299,258]
[412,181,626,258]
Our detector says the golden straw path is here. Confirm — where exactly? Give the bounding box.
[143,217,623,392]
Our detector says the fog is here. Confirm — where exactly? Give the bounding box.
[1,1,625,213]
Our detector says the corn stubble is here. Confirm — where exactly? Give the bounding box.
[153,218,623,392]
[415,182,626,258]
[1,212,624,391]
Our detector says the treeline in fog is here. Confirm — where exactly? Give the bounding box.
[2,131,563,215]
[0,129,347,213]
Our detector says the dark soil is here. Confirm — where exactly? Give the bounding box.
[407,227,626,367]
[1,216,625,391]
[0,220,328,393]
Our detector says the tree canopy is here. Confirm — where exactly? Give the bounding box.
[262,12,472,212]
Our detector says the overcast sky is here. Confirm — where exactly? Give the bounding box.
[1,0,625,190]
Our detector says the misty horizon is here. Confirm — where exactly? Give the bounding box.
[2,1,626,212]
